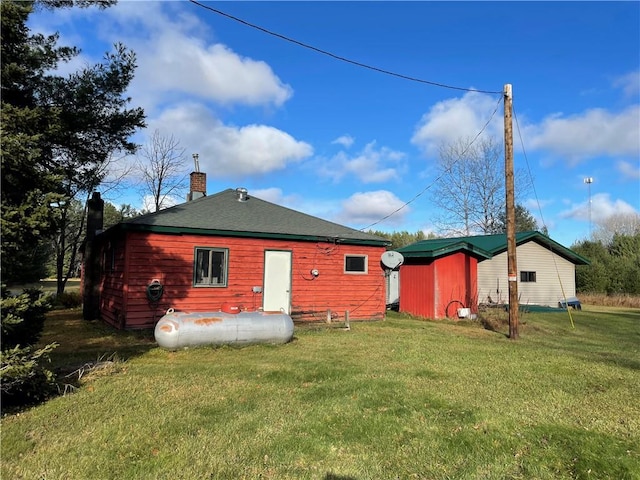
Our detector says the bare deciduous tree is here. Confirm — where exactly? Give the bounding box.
[137,130,188,212]
[592,212,640,245]
[431,136,531,236]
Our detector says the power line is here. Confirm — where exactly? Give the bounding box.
[513,104,575,328]
[187,0,502,95]
[360,94,504,231]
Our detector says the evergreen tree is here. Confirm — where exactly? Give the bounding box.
[1,0,145,290]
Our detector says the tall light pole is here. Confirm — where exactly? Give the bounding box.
[584,177,593,236]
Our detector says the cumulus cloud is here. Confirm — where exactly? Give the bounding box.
[411,91,503,157]
[337,190,409,227]
[559,192,638,222]
[149,103,313,177]
[525,106,640,164]
[37,2,293,112]
[134,40,293,110]
[332,135,355,149]
[319,142,405,184]
[617,160,640,180]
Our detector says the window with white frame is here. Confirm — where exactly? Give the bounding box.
[194,247,228,287]
[344,254,368,274]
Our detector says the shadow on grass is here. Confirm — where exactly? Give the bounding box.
[38,308,157,399]
[324,475,357,480]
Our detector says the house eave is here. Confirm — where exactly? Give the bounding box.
[114,223,388,246]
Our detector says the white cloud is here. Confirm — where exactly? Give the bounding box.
[525,106,640,164]
[332,135,355,149]
[134,39,293,110]
[559,192,638,222]
[150,103,313,177]
[35,2,293,112]
[319,142,405,184]
[411,91,503,157]
[142,194,180,213]
[250,187,301,207]
[337,190,409,227]
[613,70,640,98]
[617,160,640,180]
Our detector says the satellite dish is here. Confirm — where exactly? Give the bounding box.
[381,251,404,270]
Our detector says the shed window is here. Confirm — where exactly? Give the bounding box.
[194,247,228,287]
[345,254,367,274]
[520,271,536,283]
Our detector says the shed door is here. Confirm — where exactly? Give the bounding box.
[263,250,292,314]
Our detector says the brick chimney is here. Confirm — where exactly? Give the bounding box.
[82,191,104,321]
[188,171,206,201]
[187,153,206,201]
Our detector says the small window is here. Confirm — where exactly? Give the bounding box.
[194,247,228,287]
[102,244,115,274]
[345,254,368,274]
[520,271,536,282]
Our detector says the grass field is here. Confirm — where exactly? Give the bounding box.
[1,307,639,479]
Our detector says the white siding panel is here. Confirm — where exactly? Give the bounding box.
[478,241,577,307]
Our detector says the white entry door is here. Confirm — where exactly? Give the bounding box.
[263,250,292,314]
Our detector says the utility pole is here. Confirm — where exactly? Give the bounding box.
[504,84,519,339]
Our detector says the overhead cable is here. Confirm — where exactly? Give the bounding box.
[187,0,502,95]
[360,93,504,230]
[513,104,574,328]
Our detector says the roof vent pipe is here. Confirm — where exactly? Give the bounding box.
[236,187,248,202]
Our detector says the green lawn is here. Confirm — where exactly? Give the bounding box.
[2,308,639,479]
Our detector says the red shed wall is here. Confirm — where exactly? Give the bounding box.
[399,252,478,320]
[433,252,478,318]
[398,261,436,318]
[99,231,386,329]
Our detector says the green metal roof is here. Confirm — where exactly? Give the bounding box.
[113,188,388,246]
[397,238,493,260]
[397,231,590,265]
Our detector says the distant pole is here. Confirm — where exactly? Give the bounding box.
[584,177,593,237]
[504,84,519,340]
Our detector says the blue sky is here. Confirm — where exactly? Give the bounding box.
[31,1,639,247]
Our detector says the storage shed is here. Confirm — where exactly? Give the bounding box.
[396,239,492,319]
[472,231,590,307]
[83,178,388,329]
[395,231,589,319]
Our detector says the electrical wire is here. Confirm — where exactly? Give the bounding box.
[187,0,502,95]
[187,0,506,232]
[360,93,504,230]
[513,104,575,328]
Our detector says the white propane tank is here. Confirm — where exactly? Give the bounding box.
[154,309,294,350]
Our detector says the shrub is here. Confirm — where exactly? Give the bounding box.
[0,343,58,409]
[1,288,52,348]
[54,291,82,309]
[1,288,57,410]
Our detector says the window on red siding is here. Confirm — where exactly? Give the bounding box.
[345,254,368,274]
[194,247,228,287]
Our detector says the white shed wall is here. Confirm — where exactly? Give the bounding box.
[477,241,576,307]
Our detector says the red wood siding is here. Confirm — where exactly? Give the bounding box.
[433,252,478,318]
[99,231,386,329]
[399,261,436,318]
[399,252,478,319]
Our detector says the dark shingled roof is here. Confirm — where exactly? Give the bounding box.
[397,231,590,265]
[115,188,388,246]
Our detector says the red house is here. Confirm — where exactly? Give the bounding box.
[83,175,389,329]
[395,239,492,319]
